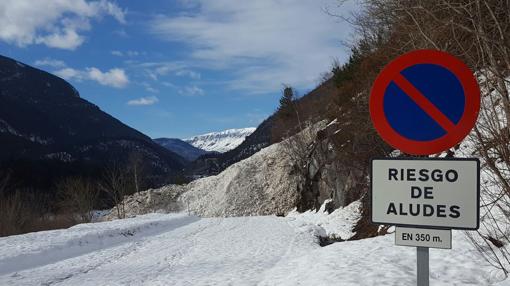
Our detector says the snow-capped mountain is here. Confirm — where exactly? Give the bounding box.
[184,127,256,153]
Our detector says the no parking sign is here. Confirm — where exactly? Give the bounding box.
[369,49,480,155]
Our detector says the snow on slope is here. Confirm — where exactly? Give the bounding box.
[180,137,299,217]
[0,213,506,285]
[184,127,256,153]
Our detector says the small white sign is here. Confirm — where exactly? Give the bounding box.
[395,227,451,249]
[371,158,479,230]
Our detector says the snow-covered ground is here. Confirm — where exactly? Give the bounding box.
[184,127,256,153]
[1,212,508,285]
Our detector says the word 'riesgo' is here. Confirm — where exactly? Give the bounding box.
[388,168,458,182]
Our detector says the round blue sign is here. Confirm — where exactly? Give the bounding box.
[370,50,480,155]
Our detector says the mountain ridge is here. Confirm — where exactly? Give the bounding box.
[184,127,256,153]
[153,138,211,161]
[0,54,186,191]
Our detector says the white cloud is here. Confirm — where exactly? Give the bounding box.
[54,68,82,80]
[111,50,123,56]
[34,58,67,68]
[0,0,126,50]
[179,85,205,96]
[176,70,201,79]
[111,50,143,57]
[88,67,129,88]
[127,96,159,106]
[140,82,159,93]
[36,28,85,50]
[54,67,129,88]
[132,61,187,81]
[149,0,358,93]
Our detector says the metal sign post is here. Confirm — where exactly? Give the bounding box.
[417,247,429,286]
[368,49,482,286]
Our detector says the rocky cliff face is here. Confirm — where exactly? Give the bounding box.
[296,120,366,213]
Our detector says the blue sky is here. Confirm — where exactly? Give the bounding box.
[0,0,358,139]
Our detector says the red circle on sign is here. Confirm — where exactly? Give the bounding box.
[370,49,480,155]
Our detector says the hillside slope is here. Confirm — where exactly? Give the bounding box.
[0,55,186,189]
[154,138,209,161]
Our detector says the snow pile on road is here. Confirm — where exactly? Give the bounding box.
[287,199,362,240]
[0,213,507,285]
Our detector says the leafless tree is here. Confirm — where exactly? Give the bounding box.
[128,151,146,194]
[99,164,135,219]
[0,191,33,236]
[57,177,99,223]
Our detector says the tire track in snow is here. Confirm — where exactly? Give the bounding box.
[0,215,199,276]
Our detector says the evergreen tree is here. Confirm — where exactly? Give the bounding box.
[278,85,294,117]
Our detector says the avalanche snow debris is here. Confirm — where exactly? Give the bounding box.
[116,125,322,218]
[179,140,300,217]
[287,199,362,240]
[101,185,187,221]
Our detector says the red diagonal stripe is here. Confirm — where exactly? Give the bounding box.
[392,73,456,132]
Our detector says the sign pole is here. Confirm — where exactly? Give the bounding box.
[369,50,481,285]
[417,247,429,286]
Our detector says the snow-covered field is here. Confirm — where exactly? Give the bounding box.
[1,211,508,286]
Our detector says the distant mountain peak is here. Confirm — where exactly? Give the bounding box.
[184,127,256,153]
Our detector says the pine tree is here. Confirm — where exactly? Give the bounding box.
[278,85,294,116]
[277,85,302,131]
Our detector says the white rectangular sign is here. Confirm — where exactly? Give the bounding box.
[371,158,479,230]
[395,227,452,249]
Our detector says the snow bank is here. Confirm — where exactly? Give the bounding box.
[259,230,506,286]
[0,213,198,276]
[0,213,506,285]
[287,199,362,240]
